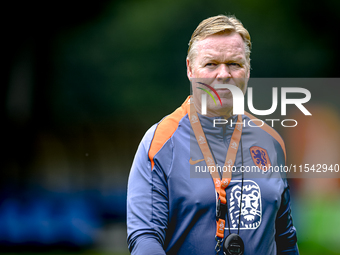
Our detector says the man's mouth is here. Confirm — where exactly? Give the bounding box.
[214,86,231,93]
[215,88,231,92]
[214,83,238,93]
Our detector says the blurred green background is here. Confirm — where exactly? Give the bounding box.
[2,0,340,254]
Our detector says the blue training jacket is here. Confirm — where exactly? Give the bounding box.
[127,97,298,255]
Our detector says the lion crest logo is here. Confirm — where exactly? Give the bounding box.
[250,146,271,171]
[228,180,262,230]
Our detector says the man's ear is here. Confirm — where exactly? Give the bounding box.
[186,57,193,80]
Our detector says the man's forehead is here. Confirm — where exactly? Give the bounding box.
[197,32,245,53]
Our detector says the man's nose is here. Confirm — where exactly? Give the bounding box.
[216,64,231,83]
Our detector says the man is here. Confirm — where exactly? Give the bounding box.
[127,15,298,254]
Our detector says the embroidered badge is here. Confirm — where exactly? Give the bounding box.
[250,146,271,171]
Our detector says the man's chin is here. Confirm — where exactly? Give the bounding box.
[219,99,233,109]
[207,104,233,116]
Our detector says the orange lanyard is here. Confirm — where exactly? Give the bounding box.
[189,103,243,239]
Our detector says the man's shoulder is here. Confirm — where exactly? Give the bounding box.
[148,97,190,170]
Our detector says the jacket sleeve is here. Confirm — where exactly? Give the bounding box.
[127,125,169,255]
[275,180,299,255]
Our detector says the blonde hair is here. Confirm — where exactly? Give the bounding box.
[187,15,251,68]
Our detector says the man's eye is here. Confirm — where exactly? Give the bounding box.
[228,63,241,67]
[205,63,216,67]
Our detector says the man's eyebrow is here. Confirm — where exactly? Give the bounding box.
[201,55,245,64]
[229,57,246,63]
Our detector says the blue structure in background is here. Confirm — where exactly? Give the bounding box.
[0,187,126,249]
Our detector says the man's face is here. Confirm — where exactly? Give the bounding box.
[187,32,250,117]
